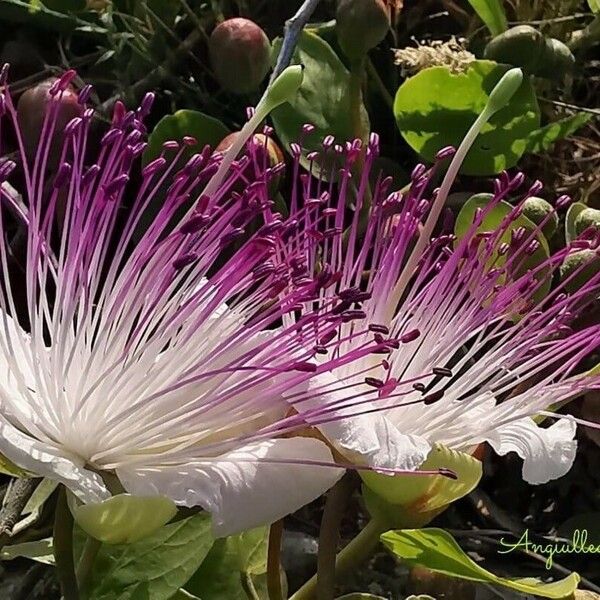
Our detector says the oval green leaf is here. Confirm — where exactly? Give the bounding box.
[381,528,580,599]
[143,109,230,166]
[455,193,551,303]
[394,60,540,175]
[271,30,369,177]
[70,493,177,544]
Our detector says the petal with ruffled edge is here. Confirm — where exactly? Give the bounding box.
[483,417,577,485]
[293,373,431,472]
[117,437,343,537]
[0,416,110,503]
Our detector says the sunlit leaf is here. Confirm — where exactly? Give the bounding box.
[87,513,214,600]
[70,494,177,545]
[1,538,54,565]
[185,527,269,600]
[524,113,592,155]
[382,528,580,598]
[394,60,540,175]
[455,193,551,303]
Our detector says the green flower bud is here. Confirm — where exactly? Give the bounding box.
[522,197,558,239]
[575,207,600,237]
[209,18,271,95]
[336,0,391,59]
[559,249,600,294]
[484,25,574,80]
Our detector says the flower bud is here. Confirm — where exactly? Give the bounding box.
[336,0,391,59]
[216,132,285,193]
[484,25,575,80]
[559,249,600,294]
[522,197,558,239]
[17,77,82,168]
[209,18,271,95]
[575,207,600,237]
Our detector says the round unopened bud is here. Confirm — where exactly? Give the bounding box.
[575,207,600,237]
[559,249,600,294]
[336,0,391,59]
[522,197,558,239]
[216,132,285,193]
[17,77,82,168]
[484,25,575,80]
[209,18,271,95]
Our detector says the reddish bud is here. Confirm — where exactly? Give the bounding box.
[209,18,271,95]
[17,77,83,168]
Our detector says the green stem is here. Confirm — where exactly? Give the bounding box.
[316,474,355,600]
[76,536,102,593]
[241,571,260,600]
[290,518,387,600]
[366,58,394,109]
[267,520,284,600]
[54,487,79,600]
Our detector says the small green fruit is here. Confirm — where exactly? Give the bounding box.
[522,197,558,239]
[336,0,391,59]
[209,18,271,95]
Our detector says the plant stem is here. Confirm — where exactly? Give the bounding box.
[0,477,40,551]
[54,486,79,600]
[290,518,386,600]
[241,572,261,600]
[271,0,322,82]
[76,536,102,593]
[267,520,284,600]
[366,58,394,109]
[316,474,355,600]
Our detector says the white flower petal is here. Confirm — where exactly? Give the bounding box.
[484,417,577,485]
[0,416,110,503]
[117,438,343,537]
[295,373,430,472]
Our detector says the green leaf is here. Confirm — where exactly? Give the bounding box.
[186,527,269,600]
[566,202,588,244]
[0,0,105,32]
[455,193,551,303]
[70,494,178,545]
[381,528,580,599]
[588,0,600,13]
[1,538,55,565]
[362,445,482,527]
[271,31,369,177]
[87,513,214,600]
[524,113,592,154]
[394,60,540,175]
[466,0,507,36]
[143,110,230,166]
